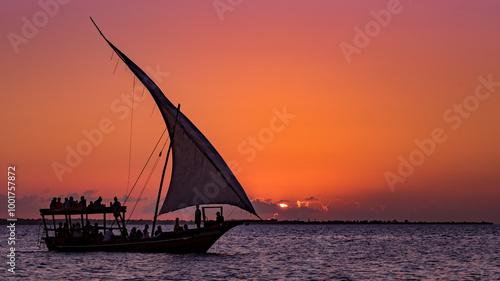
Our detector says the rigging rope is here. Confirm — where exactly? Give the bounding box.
[126,135,170,222]
[123,128,168,206]
[227,206,236,218]
[127,153,162,222]
[150,103,156,117]
[112,59,119,75]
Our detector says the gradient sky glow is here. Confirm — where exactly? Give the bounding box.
[1,0,500,223]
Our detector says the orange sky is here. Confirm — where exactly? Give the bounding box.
[1,1,500,223]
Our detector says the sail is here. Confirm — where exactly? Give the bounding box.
[91,19,258,217]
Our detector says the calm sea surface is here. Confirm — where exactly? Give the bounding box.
[2,224,499,280]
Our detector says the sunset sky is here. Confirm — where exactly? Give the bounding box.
[1,1,500,223]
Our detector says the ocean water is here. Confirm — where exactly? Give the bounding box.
[2,224,499,280]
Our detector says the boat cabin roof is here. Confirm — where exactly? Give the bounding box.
[40,206,127,216]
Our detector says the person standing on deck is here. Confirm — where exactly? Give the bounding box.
[112,196,121,218]
[195,205,202,228]
[216,211,224,223]
[174,218,181,231]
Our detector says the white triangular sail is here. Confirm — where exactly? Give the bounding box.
[92,19,258,217]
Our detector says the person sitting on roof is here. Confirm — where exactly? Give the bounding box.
[174,218,181,232]
[62,197,70,208]
[68,196,77,208]
[55,197,63,208]
[112,196,121,210]
[78,196,86,208]
[50,197,57,209]
[94,196,104,207]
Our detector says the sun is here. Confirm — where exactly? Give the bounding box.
[278,203,288,208]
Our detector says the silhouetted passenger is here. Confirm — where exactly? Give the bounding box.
[174,218,181,232]
[68,196,77,208]
[103,230,113,241]
[55,197,63,208]
[183,224,189,230]
[62,223,70,238]
[56,222,63,237]
[143,224,150,238]
[50,197,57,209]
[195,205,202,228]
[112,196,121,218]
[130,227,137,238]
[79,196,86,207]
[94,196,104,207]
[136,229,143,239]
[216,212,224,223]
[112,196,121,208]
[62,197,70,208]
[73,222,83,238]
[154,226,163,237]
[84,221,92,237]
[90,223,100,239]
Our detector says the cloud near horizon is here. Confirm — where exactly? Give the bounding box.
[251,197,367,221]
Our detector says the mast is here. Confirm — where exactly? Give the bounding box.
[152,104,181,235]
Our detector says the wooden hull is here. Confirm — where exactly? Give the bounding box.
[43,222,240,253]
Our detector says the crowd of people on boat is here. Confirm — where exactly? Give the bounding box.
[49,195,121,210]
[49,196,87,209]
[54,219,198,241]
[49,198,226,242]
[55,220,104,240]
[127,224,169,239]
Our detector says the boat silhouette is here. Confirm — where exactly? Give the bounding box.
[39,18,259,253]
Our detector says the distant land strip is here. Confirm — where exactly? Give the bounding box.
[0,218,494,225]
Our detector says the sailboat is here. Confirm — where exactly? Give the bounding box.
[39,18,259,253]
